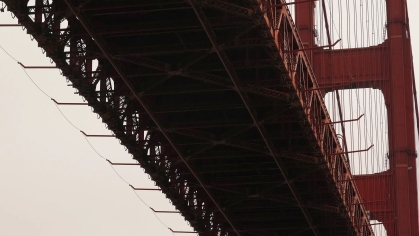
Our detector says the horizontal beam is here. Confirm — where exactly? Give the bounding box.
[313,42,388,91]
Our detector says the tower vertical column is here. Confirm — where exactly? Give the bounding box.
[295,0,315,62]
[385,0,418,235]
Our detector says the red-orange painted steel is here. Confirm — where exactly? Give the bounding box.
[3,0,417,234]
[313,44,388,91]
[354,172,394,236]
[296,0,419,234]
[385,0,418,234]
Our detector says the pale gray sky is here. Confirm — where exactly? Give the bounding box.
[0,6,193,236]
[0,1,418,236]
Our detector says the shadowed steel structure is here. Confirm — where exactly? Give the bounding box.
[0,0,417,235]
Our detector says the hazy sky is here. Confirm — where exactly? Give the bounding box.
[0,5,192,236]
[0,1,418,236]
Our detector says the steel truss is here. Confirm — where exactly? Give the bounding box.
[2,0,374,235]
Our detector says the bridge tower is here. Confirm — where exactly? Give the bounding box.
[296,0,418,235]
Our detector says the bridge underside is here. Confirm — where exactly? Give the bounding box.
[3,0,374,235]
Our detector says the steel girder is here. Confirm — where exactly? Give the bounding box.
[1,0,374,235]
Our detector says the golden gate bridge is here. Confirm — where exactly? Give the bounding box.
[0,0,417,235]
